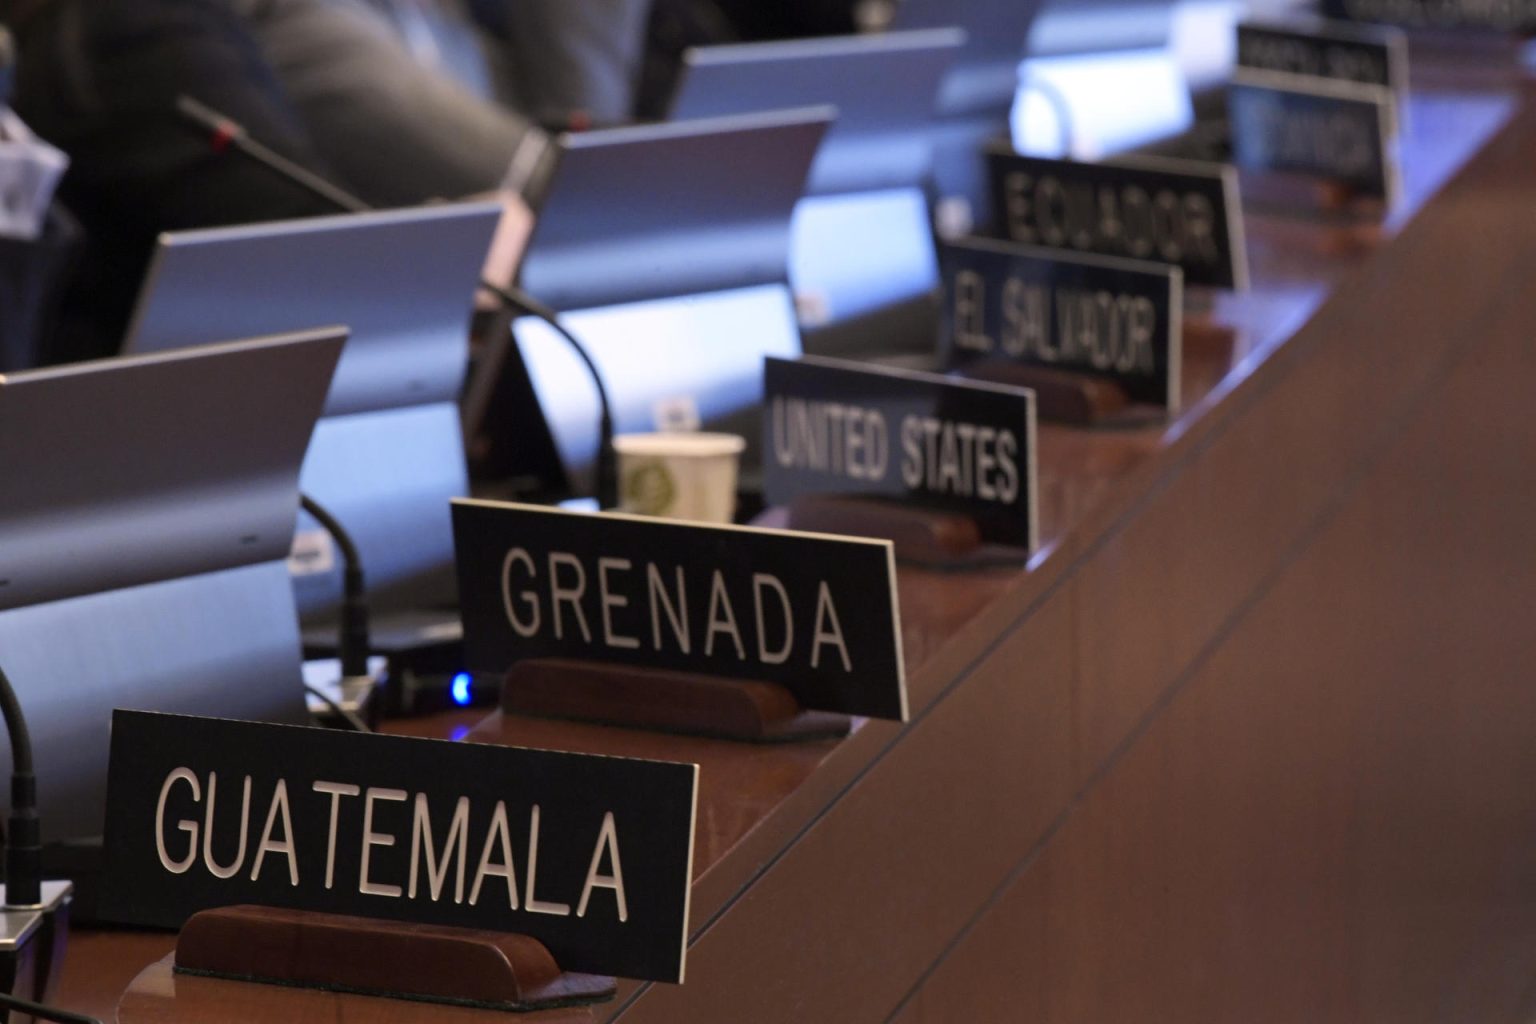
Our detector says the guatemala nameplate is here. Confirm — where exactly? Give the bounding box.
[942,237,1183,411]
[100,710,698,983]
[1319,0,1536,33]
[762,356,1038,551]
[452,499,907,721]
[1229,69,1399,203]
[987,149,1248,290]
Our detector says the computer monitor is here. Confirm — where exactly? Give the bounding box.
[474,109,830,496]
[0,329,344,844]
[669,30,962,359]
[1014,0,1188,162]
[890,0,1046,234]
[123,203,501,616]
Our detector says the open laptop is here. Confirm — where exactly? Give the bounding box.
[0,329,343,846]
[122,203,501,619]
[468,108,831,498]
[669,30,962,361]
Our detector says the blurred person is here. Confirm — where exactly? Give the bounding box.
[362,0,656,127]
[635,0,883,117]
[0,22,77,370]
[1,0,547,363]
[464,0,655,127]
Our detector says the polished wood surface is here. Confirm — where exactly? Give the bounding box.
[174,905,615,1011]
[87,48,1536,1024]
[501,659,851,741]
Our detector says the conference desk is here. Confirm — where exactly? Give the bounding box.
[59,42,1536,1023]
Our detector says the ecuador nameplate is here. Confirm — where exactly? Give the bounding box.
[1319,0,1536,33]
[762,356,1038,551]
[987,149,1248,291]
[942,237,1183,411]
[452,500,907,721]
[100,710,698,983]
[1229,69,1399,203]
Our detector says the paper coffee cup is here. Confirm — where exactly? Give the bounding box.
[614,432,746,524]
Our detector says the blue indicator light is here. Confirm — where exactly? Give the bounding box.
[450,672,473,707]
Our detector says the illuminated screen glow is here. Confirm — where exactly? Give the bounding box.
[790,188,939,326]
[1012,49,1194,159]
[514,283,801,490]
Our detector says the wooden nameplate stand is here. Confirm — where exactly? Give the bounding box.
[757,494,1037,569]
[959,360,1129,426]
[169,905,615,1014]
[780,493,981,565]
[1243,172,1387,254]
[502,657,852,743]
[959,314,1243,428]
[1314,181,1388,254]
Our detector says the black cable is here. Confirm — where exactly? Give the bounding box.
[174,95,619,508]
[299,494,370,681]
[0,663,39,908]
[0,991,101,1024]
[0,670,90,1024]
[476,281,618,508]
[303,683,372,734]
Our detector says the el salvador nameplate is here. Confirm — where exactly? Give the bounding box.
[942,237,1184,411]
[1319,0,1536,33]
[452,500,907,721]
[1229,69,1399,204]
[987,149,1248,291]
[761,356,1038,551]
[100,710,698,983]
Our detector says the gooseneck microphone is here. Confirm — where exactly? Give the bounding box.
[296,494,374,733]
[0,662,103,1024]
[0,663,38,909]
[177,97,369,215]
[174,96,619,509]
[299,494,369,681]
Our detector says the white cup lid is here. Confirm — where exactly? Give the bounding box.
[613,432,747,458]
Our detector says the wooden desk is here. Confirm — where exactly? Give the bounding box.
[74,51,1536,1024]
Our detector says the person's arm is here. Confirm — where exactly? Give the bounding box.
[245,0,555,208]
[468,0,655,126]
[10,0,342,233]
[6,0,346,361]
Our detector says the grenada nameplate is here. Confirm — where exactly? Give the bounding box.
[452,499,907,721]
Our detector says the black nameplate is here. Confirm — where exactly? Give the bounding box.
[1320,0,1536,33]
[100,710,698,983]
[761,356,1038,551]
[941,237,1183,411]
[1237,20,1407,93]
[452,499,907,721]
[1229,70,1399,203]
[987,149,1248,291]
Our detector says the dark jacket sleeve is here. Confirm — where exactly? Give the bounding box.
[8,0,343,360]
[240,0,554,208]
[11,0,342,232]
